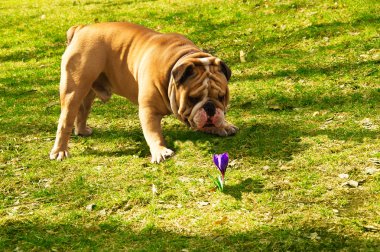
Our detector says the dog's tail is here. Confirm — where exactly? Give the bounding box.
[66,25,84,45]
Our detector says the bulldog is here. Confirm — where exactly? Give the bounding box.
[50,22,238,163]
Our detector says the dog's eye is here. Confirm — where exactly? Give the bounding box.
[218,95,225,102]
[189,97,201,104]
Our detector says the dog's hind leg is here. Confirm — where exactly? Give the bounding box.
[73,71,113,136]
[74,73,113,136]
[50,75,93,160]
[74,89,96,136]
[50,52,103,160]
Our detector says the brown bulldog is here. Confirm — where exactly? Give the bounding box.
[50,22,238,163]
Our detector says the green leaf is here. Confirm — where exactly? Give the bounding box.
[208,173,223,191]
[217,175,224,191]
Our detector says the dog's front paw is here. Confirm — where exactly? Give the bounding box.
[50,148,70,161]
[75,126,93,136]
[223,123,239,136]
[200,122,238,136]
[150,146,174,163]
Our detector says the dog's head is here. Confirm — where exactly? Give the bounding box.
[169,52,232,135]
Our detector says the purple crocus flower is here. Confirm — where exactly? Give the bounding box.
[213,153,229,181]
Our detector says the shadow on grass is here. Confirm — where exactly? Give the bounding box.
[81,0,155,7]
[1,218,378,251]
[1,2,378,162]
[80,129,151,159]
[224,178,265,200]
[1,112,378,163]
[0,47,62,63]
[163,123,308,162]
[255,14,380,49]
[238,60,379,82]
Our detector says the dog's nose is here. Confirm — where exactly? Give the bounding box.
[203,101,216,116]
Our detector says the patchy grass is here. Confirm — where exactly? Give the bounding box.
[0,0,379,251]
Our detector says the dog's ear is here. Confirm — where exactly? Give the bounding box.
[172,62,194,85]
[220,61,231,81]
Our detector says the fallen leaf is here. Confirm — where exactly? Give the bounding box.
[229,159,239,168]
[306,11,318,16]
[364,167,379,175]
[363,225,380,232]
[98,209,107,216]
[263,165,270,171]
[239,50,246,63]
[348,180,359,187]
[85,224,101,231]
[367,49,380,60]
[152,184,158,195]
[312,111,320,117]
[319,117,335,129]
[280,165,292,171]
[372,52,380,61]
[46,230,56,234]
[213,236,224,242]
[338,173,349,179]
[360,118,378,130]
[263,212,273,221]
[214,216,228,225]
[369,158,380,166]
[267,98,283,111]
[178,176,191,183]
[197,201,210,207]
[309,232,321,240]
[342,180,359,188]
[348,31,360,36]
[86,204,96,212]
[161,204,176,209]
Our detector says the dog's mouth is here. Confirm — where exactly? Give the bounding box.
[186,117,216,129]
[203,123,214,128]
[184,104,224,130]
[203,119,215,128]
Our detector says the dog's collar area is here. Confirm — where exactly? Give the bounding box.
[167,50,199,119]
[176,50,200,63]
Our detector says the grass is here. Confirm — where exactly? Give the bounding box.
[0,0,379,251]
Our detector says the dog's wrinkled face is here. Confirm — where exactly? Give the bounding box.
[169,54,232,135]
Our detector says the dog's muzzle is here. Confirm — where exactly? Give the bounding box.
[192,101,224,129]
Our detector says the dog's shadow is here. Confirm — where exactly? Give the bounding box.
[76,126,151,158]
[223,178,265,200]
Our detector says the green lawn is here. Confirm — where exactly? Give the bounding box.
[1,0,379,251]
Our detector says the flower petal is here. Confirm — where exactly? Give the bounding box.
[220,153,229,171]
[213,153,229,176]
[213,154,220,169]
